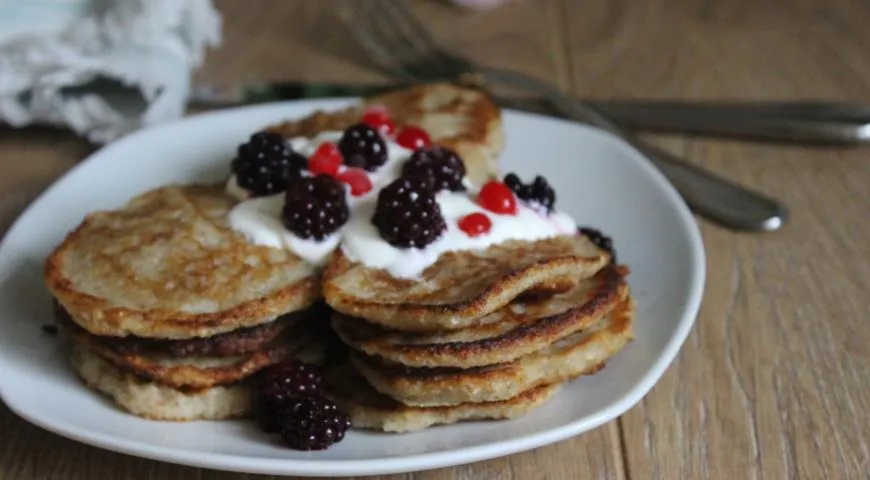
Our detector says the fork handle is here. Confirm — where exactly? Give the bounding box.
[587,100,870,123]
[587,104,870,144]
[476,68,788,231]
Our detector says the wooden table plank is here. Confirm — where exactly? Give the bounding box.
[563,0,870,478]
[0,1,627,479]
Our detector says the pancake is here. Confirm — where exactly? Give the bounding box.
[54,301,305,358]
[352,296,635,406]
[332,265,628,368]
[67,319,314,389]
[323,235,610,333]
[45,185,321,339]
[266,82,504,186]
[69,335,332,421]
[70,343,252,421]
[325,363,562,433]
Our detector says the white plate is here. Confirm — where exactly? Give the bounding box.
[0,100,704,477]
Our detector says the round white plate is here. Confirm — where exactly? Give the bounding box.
[0,100,704,477]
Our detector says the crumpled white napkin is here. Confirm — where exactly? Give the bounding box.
[0,0,221,143]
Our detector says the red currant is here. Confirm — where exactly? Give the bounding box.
[458,212,492,237]
[337,167,373,196]
[396,126,431,150]
[308,142,342,176]
[361,107,395,136]
[478,181,518,215]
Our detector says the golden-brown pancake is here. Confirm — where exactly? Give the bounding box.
[66,316,313,390]
[323,235,610,333]
[351,296,635,406]
[266,82,504,186]
[69,333,332,422]
[70,343,253,421]
[45,185,321,339]
[332,265,629,368]
[324,363,562,433]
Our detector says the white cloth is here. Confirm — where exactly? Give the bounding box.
[0,0,221,143]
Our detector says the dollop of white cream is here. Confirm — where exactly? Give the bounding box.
[340,191,576,278]
[225,132,412,266]
[227,194,340,267]
[226,175,250,202]
[224,130,577,278]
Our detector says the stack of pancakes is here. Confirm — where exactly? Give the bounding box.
[41,83,636,433]
[43,186,328,421]
[40,83,507,423]
[322,235,635,432]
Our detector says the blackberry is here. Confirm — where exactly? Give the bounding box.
[254,396,289,433]
[232,132,307,196]
[254,360,325,433]
[338,123,388,172]
[259,360,324,401]
[578,227,617,262]
[372,174,446,248]
[282,175,349,240]
[503,173,556,213]
[280,396,351,450]
[402,146,466,192]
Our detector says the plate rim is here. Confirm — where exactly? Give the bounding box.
[0,99,705,477]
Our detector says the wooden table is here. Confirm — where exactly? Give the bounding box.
[2,1,869,478]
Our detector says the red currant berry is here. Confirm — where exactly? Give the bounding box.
[361,108,395,136]
[396,126,431,150]
[338,167,373,196]
[458,212,492,237]
[308,142,342,176]
[478,181,518,215]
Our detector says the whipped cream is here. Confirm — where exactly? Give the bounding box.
[341,191,576,278]
[225,175,250,202]
[225,131,577,278]
[226,193,340,266]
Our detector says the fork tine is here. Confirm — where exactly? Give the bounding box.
[338,0,416,78]
[375,0,467,74]
[379,0,444,55]
[341,0,423,75]
[369,0,438,60]
[361,0,437,72]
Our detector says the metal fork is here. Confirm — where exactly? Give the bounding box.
[339,0,787,232]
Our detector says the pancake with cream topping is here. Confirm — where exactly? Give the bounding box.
[323,235,610,333]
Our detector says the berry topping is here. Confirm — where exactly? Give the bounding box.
[504,173,556,213]
[396,126,432,150]
[259,360,324,401]
[578,227,616,262]
[280,396,351,450]
[254,360,324,433]
[372,174,446,248]
[478,180,518,215]
[232,132,307,196]
[282,175,349,240]
[337,167,373,197]
[254,397,283,433]
[361,107,395,136]
[308,142,343,176]
[338,123,388,172]
[402,146,467,192]
[458,212,492,237]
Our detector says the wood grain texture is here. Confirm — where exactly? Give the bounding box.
[2,0,869,478]
[563,0,870,478]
